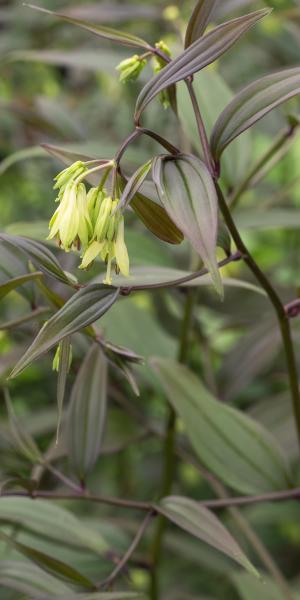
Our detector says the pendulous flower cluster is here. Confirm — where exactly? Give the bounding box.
[47,161,129,285]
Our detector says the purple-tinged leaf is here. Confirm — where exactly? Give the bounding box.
[67,344,107,482]
[185,0,219,47]
[0,233,71,286]
[135,8,270,121]
[9,286,119,378]
[159,496,258,576]
[25,4,151,50]
[0,561,71,597]
[211,68,300,160]
[118,160,153,212]
[153,154,223,297]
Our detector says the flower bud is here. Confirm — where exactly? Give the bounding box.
[116,54,147,83]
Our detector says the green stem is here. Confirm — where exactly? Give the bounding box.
[149,289,196,600]
[217,184,300,447]
[229,124,298,210]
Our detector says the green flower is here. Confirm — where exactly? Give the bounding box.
[80,191,129,285]
[116,54,147,83]
[48,181,91,251]
[52,341,73,372]
[153,41,172,109]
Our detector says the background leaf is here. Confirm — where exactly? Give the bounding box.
[185,0,219,47]
[151,358,292,494]
[67,344,108,482]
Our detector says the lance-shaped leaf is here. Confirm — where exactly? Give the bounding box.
[151,358,292,494]
[0,497,108,553]
[211,67,300,160]
[55,337,72,444]
[9,286,119,378]
[135,8,270,120]
[0,531,95,589]
[153,154,223,296]
[42,593,144,600]
[0,561,71,597]
[67,345,107,482]
[5,389,42,463]
[185,0,219,47]
[118,160,153,212]
[25,4,151,50]
[159,496,258,576]
[0,272,43,301]
[0,233,70,286]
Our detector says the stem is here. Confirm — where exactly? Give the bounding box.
[185,78,216,177]
[149,289,196,600]
[115,129,144,164]
[217,184,300,447]
[137,127,180,155]
[100,511,154,589]
[229,124,298,210]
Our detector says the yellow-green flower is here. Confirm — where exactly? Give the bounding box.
[48,182,91,251]
[153,41,172,109]
[116,54,147,83]
[80,192,129,285]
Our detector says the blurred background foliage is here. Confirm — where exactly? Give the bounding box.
[0,0,300,599]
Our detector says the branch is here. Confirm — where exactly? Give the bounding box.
[99,511,154,590]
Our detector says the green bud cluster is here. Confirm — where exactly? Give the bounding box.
[116,54,147,84]
[153,41,172,109]
[47,161,129,285]
[52,341,73,372]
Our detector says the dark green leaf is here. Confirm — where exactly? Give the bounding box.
[42,593,145,600]
[135,9,270,120]
[185,0,218,47]
[67,344,107,481]
[0,272,43,301]
[153,154,223,296]
[9,286,119,378]
[211,67,300,160]
[159,496,258,576]
[25,4,151,49]
[0,530,95,589]
[0,233,70,286]
[151,359,292,494]
[118,176,184,245]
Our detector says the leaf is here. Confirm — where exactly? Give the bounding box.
[0,146,45,176]
[25,4,151,49]
[211,67,300,161]
[0,530,95,589]
[158,496,258,576]
[0,272,43,301]
[0,561,71,597]
[232,572,300,600]
[177,70,252,187]
[9,286,119,378]
[185,0,219,47]
[56,337,72,445]
[135,9,270,120]
[235,208,300,230]
[0,497,108,554]
[118,160,153,212]
[153,154,223,297]
[151,359,292,494]
[0,233,71,286]
[5,389,41,463]
[99,266,266,295]
[67,344,107,482]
